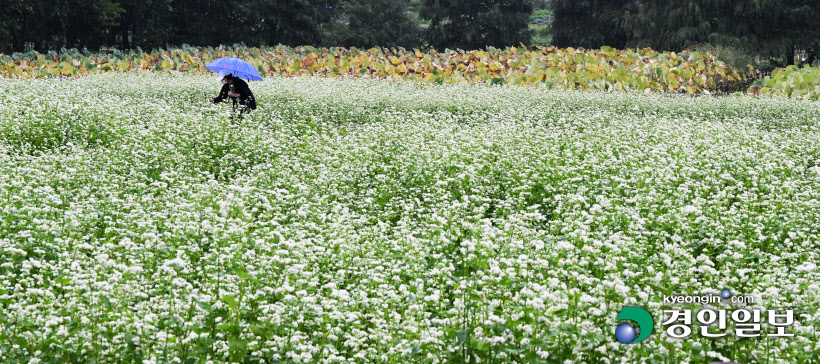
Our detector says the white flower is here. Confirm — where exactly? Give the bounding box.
[164,258,186,268]
[797,262,817,272]
[331,289,350,301]
[77,243,94,250]
[125,266,144,274]
[681,205,699,214]
[2,72,818,364]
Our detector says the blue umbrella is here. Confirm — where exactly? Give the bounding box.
[205,57,263,81]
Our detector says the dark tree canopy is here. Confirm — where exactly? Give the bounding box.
[420,0,533,50]
[0,0,817,65]
[117,0,174,49]
[552,0,631,49]
[0,0,121,52]
[550,0,819,65]
[169,0,258,47]
[328,0,421,49]
[0,0,341,52]
[626,0,820,64]
[250,0,341,47]
[627,0,762,51]
[758,0,820,64]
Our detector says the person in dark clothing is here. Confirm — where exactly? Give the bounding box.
[208,71,257,112]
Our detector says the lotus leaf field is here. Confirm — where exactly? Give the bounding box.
[1,74,820,364]
[1,45,759,95]
[751,65,820,101]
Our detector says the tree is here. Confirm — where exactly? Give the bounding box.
[328,0,421,49]
[627,0,820,65]
[0,1,44,52]
[250,0,341,47]
[0,0,120,52]
[117,0,174,49]
[59,0,122,49]
[532,0,550,11]
[755,0,820,66]
[169,0,255,48]
[626,0,753,51]
[552,0,632,49]
[420,0,533,50]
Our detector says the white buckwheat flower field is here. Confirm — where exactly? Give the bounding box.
[1,73,819,363]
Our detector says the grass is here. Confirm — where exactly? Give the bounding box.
[529,24,552,46]
[0,73,819,363]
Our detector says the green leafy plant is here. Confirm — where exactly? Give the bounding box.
[0,44,755,95]
[749,65,820,100]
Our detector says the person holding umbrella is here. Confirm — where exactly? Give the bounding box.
[205,57,263,114]
[208,70,257,112]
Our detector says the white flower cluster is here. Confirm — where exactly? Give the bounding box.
[0,73,818,363]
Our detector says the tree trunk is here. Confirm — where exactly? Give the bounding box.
[120,10,131,49]
[806,44,818,67]
[784,44,794,66]
[12,15,26,52]
[61,20,69,49]
[134,8,143,48]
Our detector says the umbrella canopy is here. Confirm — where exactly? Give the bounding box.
[205,57,263,81]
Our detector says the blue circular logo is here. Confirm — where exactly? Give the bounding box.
[615,324,636,344]
[721,289,731,299]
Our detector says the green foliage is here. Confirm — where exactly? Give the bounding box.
[1,73,820,363]
[0,0,122,52]
[0,45,756,95]
[420,0,533,50]
[551,0,630,49]
[1,0,817,63]
[326,0,422,49]
[550,0,819,68]
[532,0,551,11]
[530,24,552,46]
[530,8,553,23]
[689,43,759,70]
[0,0,341,52]
[627,0,820,64]
[750,65,820,100]
[122,0,184,49]
[249,0,341,47]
